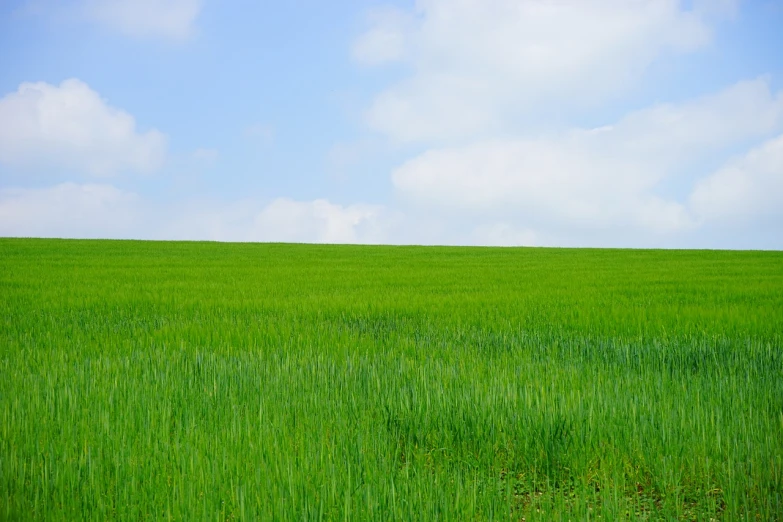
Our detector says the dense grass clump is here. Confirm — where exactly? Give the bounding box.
[1,238,782,520]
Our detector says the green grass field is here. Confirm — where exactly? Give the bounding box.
[1,238,782,520]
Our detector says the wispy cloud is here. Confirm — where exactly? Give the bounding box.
[20,0,203,41]
[81,0,202,41]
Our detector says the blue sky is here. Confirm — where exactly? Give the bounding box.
[1,0,781,248]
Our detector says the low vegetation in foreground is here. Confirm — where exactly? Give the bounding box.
[1,238,781,520]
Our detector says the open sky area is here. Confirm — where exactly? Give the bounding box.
[1,0,781,249]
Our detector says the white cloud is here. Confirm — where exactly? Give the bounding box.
[690,134,783,223]
[0,183,389,244]
[348,0,782,247]
[613,78,783,157]
[392,79,783,235]
[167,198,390,244]
[251,199,386,244]
[0,79,167,177]
[471,223,539,247]
[1,169,780,248]
[357,0,731,143]
[0,183,141,238]
[82,0,202,41]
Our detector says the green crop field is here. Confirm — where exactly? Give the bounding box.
[1,238,782,520]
